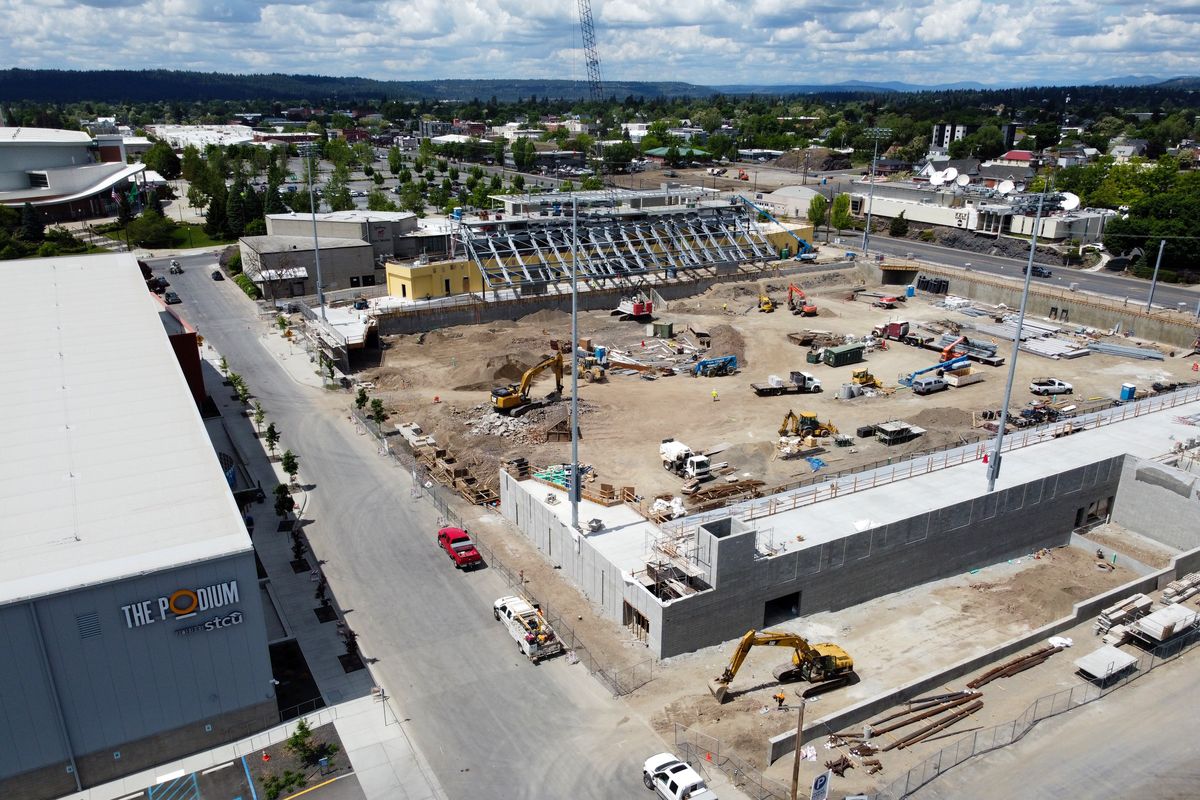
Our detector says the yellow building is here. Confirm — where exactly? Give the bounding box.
[385,259,486,300]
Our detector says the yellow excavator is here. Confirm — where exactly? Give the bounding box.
[491,352,564,416]
[710,629,855,704]
[758,294,776,313]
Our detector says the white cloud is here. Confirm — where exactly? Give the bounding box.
[0,0,1197,86]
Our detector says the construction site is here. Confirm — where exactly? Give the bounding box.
[287,185,1200,798]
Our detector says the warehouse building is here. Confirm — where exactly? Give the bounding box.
[0,255,275,800]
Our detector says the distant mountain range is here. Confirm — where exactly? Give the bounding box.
[0,69,1197,103]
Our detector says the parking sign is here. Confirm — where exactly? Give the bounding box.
[811,769,832,800]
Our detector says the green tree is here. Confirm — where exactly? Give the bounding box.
[180,145,202,182]
[511,137,537,171]
[355,388,369,411]
[143,140,181,179]
[226,184,247,238]
[281,450,299,484]
[273,482,295,518]
[367,189,400,211]
[324,164,354,211]
[369,398,386,427]
[807,194,828,239]
[253,401,265,433]
[889,211,909,237]
[830,193,853,238]
[400,183,425,215]
[265,423,280,457]
[116,191,134,228]
[285,719,317,763]
[125,208,176,248]
[205,191,229,239]
[20,202,44,242]
[491,138,506,164]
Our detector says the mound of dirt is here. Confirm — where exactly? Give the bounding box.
[708,324,747,368]
[364,367,413,392]
[451,352,541,391]
[519,308,571,326]
[907,406,974,431]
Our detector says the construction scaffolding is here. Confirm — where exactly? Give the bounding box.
[456,204,776,290]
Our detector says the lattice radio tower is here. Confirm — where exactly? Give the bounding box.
[577,0,604,102]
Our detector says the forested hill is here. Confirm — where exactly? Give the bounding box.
[2,68,1198,104]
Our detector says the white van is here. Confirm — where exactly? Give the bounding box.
[912,375,948,395]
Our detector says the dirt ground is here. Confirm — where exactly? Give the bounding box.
[365,270,1197,504]
[1078,521,1180,569]
[623,543,1137,773]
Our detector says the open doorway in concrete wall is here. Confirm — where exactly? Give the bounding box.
[1076,495,1114,529]
[764,591,800,628]
[624,602,650,642]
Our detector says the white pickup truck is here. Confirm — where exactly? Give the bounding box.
[1029,378,1073,396]
[493,596,563,663]
[643,753,719,800]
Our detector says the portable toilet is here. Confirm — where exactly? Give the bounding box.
[1120,383,1136,401]
[906,284,916,298]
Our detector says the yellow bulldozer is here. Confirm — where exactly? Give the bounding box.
[710,629,855,703]
[490,352,564,416]
[758,294,776,313]
[577,355,607,383]
[851,367,883,389]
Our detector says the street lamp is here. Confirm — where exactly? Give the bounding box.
[861,127,892,256]
[986,190,1048,492]
[297,142,327,322]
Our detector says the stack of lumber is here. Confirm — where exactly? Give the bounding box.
[1093,593,1153,634]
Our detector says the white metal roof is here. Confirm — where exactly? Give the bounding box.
[0,255,252,606]
[0,126,93,145]
[267,210,415,223]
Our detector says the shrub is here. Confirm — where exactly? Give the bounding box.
[234,273,261,299]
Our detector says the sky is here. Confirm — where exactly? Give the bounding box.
[3,0,1200,86]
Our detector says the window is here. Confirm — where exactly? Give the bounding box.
[350,276,361,288]
[361,275,376,287]
[401,284,408,297]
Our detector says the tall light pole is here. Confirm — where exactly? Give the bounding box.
[570,194,580,531]
[1146,239,1166,312]
[861,127,892,256]
[987,190,1048,492]
[298,142,327,321]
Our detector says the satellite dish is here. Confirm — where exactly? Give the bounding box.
[997,180,1014,195]
[1061,191,1081,211]
[944,167,959,181]
[929,171,946,187]
[956,174,970,187]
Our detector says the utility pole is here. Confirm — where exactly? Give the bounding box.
[298,142,327,321]
[987,190,1047,492]
[1146,239,1166,312]
[570,194,580,532]
[789,698,807,800]
[861,128,892,256]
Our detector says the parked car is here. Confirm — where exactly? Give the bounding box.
[164,291,181,305]
[211,270,224,281]
[1030,378,1073,395]
[1023,264,1053,278]
[437,527,483,569]
[912,375,949,395]
[643,753,719,800]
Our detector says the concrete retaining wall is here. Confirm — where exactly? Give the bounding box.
[373,261,857,335]
[655,457,1124,658]
[858,261,1200,349]
[1110,457,1200,552]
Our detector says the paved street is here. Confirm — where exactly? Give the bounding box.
[913,652,1200,800]
[153,253,666,800]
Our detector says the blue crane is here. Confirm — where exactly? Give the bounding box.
[734,195,815,258]
[898,355,970,387]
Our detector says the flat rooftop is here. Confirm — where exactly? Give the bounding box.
[525,390,1200,586]
[241,234,370,254]
[0,255,252,606]
[267,210,416,223]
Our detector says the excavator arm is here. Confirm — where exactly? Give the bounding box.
[517,352,564,399]
[711,629,853,703]
[779,410,799,437]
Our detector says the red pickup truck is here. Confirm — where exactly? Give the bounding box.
[437,527,483,569]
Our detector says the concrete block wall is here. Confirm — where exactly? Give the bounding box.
[1110,457,1200,552]
[657,457,1124,658]
[498,472,663,643]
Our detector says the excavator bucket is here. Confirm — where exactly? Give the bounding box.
[709,680,731,704]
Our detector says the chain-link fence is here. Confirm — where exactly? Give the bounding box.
[871,622,1200,799]
[675,723,791,800]
[350,405,654,696]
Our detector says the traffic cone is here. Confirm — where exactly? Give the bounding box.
[262,751,270,762]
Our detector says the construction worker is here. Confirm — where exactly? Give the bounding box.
[711,389,719,402]
[774,691,787,709]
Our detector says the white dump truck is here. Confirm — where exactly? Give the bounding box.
[493,596,563,663]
